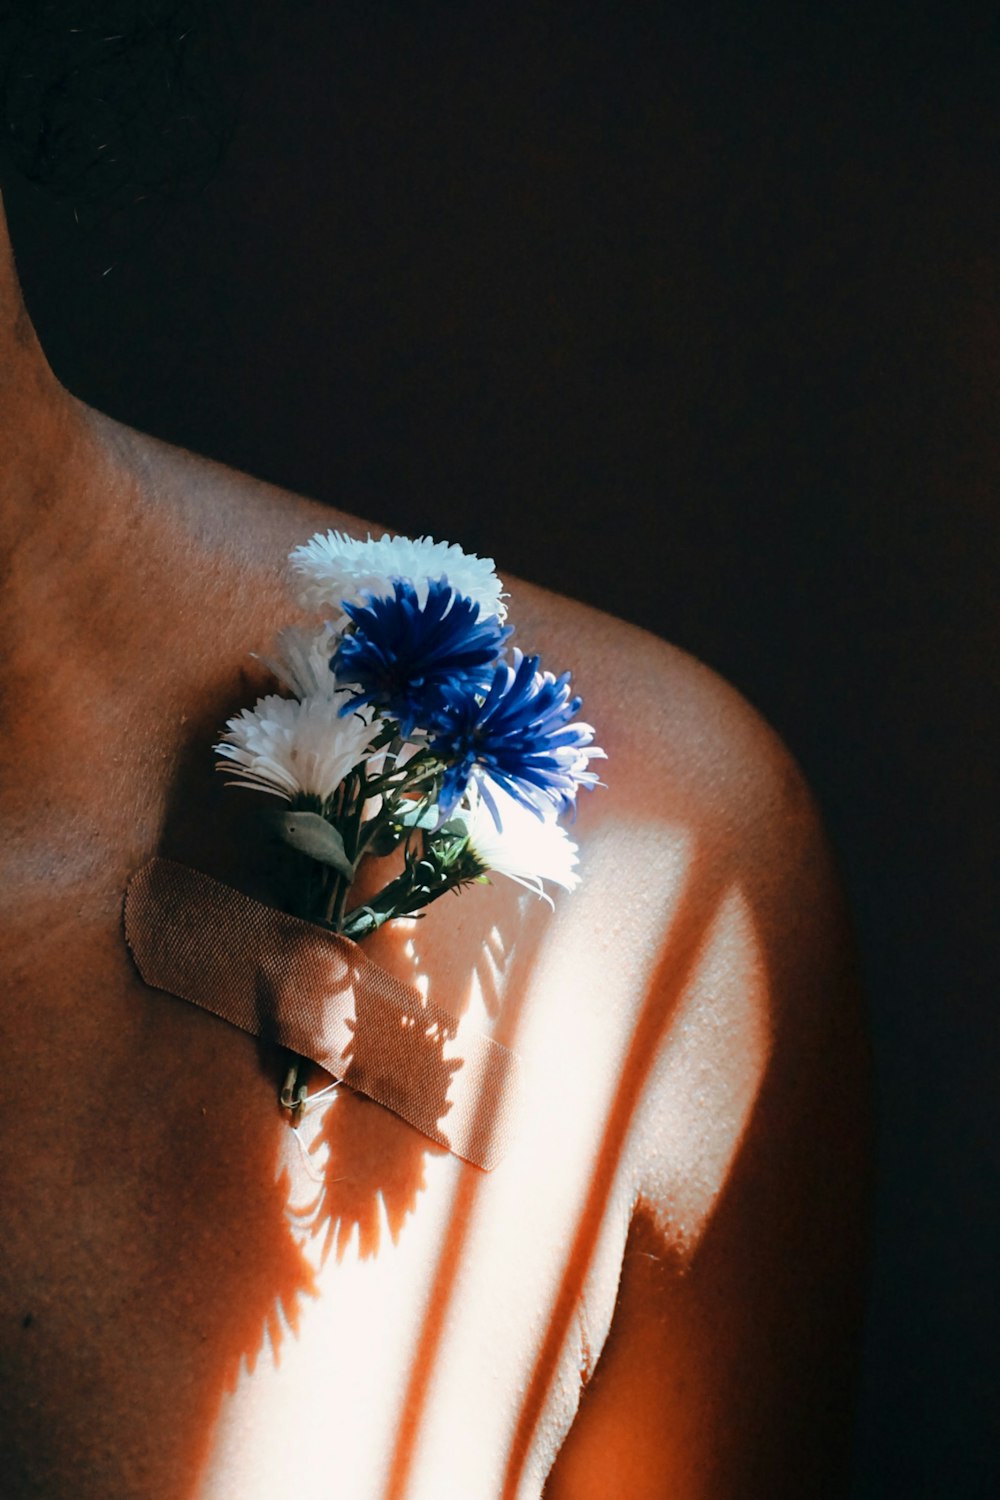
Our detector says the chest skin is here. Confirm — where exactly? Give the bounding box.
[0,422,699,1498]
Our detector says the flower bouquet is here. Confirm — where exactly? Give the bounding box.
[215,531,604,1119]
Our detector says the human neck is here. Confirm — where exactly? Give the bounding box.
[0,188,148,597]
[1,189,117,547]
[0,191,158,852]
[0,188,67,439]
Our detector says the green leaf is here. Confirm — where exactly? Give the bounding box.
[269,810,355,880]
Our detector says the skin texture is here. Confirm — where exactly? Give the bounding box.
[0,195,870,1497]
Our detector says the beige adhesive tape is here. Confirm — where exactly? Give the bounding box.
[124,858,522,1170]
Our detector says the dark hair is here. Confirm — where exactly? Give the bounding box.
[0,0,244,213]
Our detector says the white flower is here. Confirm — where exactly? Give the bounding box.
[456,783,580,903]
[288,530,507,620]
[256,623,342,699]
[215,692,377,804]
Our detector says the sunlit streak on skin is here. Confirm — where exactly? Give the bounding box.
[383,821,694,1495]
[632,884,771,1260]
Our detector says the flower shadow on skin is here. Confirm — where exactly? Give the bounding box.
[291,888,522,1261]
[294,1014,458,1263]
[274,859,523,1263]
[247,897,455,1262]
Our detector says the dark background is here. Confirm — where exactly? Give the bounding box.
[2,2,997,1494]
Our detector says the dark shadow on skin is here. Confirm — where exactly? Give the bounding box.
[542,1131,869,1498]
[120,1064,321,1396]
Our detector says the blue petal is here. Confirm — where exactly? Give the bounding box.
[331,577,510,737]
[427,649,600,819]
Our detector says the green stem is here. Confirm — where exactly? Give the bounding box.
[322,868,342,927]
[340,846,476,941]
[340,905,393,942]
[330,765,366,933]
[281,861,319,1124]
[330,877,350,934]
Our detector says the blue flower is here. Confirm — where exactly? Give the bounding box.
[331,577,511,738]
[428,649,605,820]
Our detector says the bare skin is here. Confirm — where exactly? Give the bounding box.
[0,197,870,1498]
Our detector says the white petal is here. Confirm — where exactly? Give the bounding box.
[457,782,580,896]
[214,692,377,805]
[287,530,507,620]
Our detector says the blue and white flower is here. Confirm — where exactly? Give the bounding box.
[218,531,603,962]
[427,649,605,820]
[216,528,605,1124]
[289,530,507,621]
[215,692,377,805]
[332,578,512,739]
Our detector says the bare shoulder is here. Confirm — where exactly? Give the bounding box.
[523,588,868,1206]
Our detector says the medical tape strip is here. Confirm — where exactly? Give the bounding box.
[124,858,522,1170]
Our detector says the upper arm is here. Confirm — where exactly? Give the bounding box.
[544,675,872,1499]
